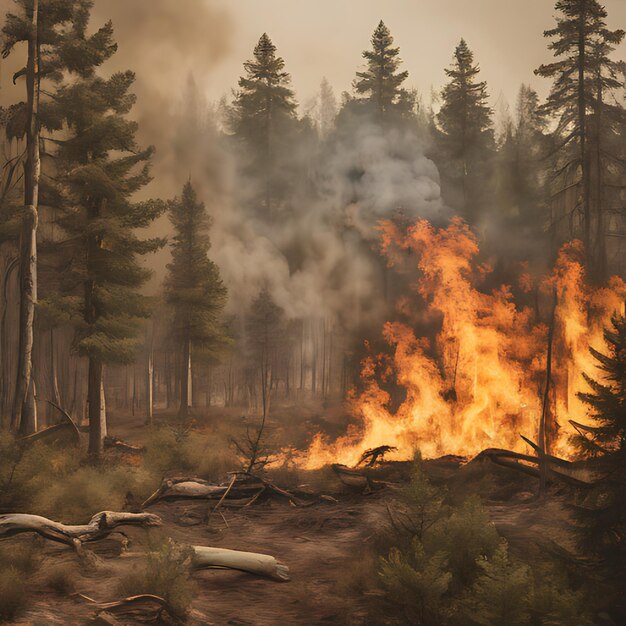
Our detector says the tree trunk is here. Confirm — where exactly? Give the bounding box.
[88,358,104,456]
[12,0,40,435]
[179,334,190,418]
[577,10,590,262]
[146,345,153,425]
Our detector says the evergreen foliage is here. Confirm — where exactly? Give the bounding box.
[576,312,626,454]
[46,11,165,453]
[228,33,299,214]
[354,21,410,120]
[436,39,494,219]
[535,0,625,277]
[165,181,227,417]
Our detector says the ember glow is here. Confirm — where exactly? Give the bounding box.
[293,219,626,469]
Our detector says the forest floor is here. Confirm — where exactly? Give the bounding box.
[6,406,577,626]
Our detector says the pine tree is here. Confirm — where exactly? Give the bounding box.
[576,312,626,454]
[354,20,409,121]
[573,312,626,572]
[164,181,227,419]
[1,0,113,434]
[228,33,297,215]
[246,287,283,424]
[50,21,165,455]
[493,85,549,259]
[460,542,531,626]
[436,39,494,220]
[535,0,625,279]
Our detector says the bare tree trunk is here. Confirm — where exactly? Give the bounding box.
[47,327,61,423]
[538,292,557,498]
[88,358,104,456]
[577,9,590,264]
[179,334,190,418]
[146,343,153,425]
[12,0,40,435]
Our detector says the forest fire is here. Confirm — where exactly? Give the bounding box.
[295,219,626,469]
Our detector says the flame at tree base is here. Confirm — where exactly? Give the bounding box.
[289,219,626,470]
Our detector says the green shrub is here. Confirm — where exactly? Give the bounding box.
[37,465,156,521]
[457,542,531,626]
[429,496,500,589]
[144,426,237,481]
[528,563,593,626]
[380,538,452,626]
[0,432,79,511]
[116,538,194,619]
[0,566,27,623]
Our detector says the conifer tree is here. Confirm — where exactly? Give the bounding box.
[50,22,165,455]
[436,39,494,220]
[228,33,297,215]
[535,0,625,279]
[164,181,227,419]
[1,0,113,434]
[460,542,531,626]
[573,311,626,571]
[246,287,283,424]
[576,312,626,455]
[354,20,409,120]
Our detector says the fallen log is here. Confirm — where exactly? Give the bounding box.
[332,463,377,492]
[104,436,145,454]
[78,593,180,625]
[0,511,161,552]
[477,448,602,486]
[21,401,81,446]
[143,473,310,508]
[142,476,261,507]
[190,545,290,581]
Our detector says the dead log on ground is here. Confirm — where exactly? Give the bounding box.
[78,593,181,625]
[332,463,379,492]
[104,436,145,454]
[20,400,81,446]
[0,511,161,552]
[190,545,290,581]
[476,448,603,486]
[143,473,311,508]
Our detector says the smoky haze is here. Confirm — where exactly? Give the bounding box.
[2,0,624,320]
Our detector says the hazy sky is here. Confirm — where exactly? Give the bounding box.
[199,0,626,113]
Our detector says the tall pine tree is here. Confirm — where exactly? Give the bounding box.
[354,21,410,121]
[164,181,227,419]
[228,33,297,216]
[1,0,114,434]
[436,39,494,221]
[535,0,625,279]
[50,22,165,455]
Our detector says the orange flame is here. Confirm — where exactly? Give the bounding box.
[292,219,625,469]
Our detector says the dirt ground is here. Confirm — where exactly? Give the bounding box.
[5,408,576,626]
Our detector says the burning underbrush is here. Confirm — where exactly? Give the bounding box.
[288,218,625,469]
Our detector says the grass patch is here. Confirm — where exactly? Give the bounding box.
[44,564,77,595]
[0,567,27,623]
[144,425,238,482]
[116,537,194,619]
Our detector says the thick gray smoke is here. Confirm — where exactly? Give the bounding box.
[208,120,447,323]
